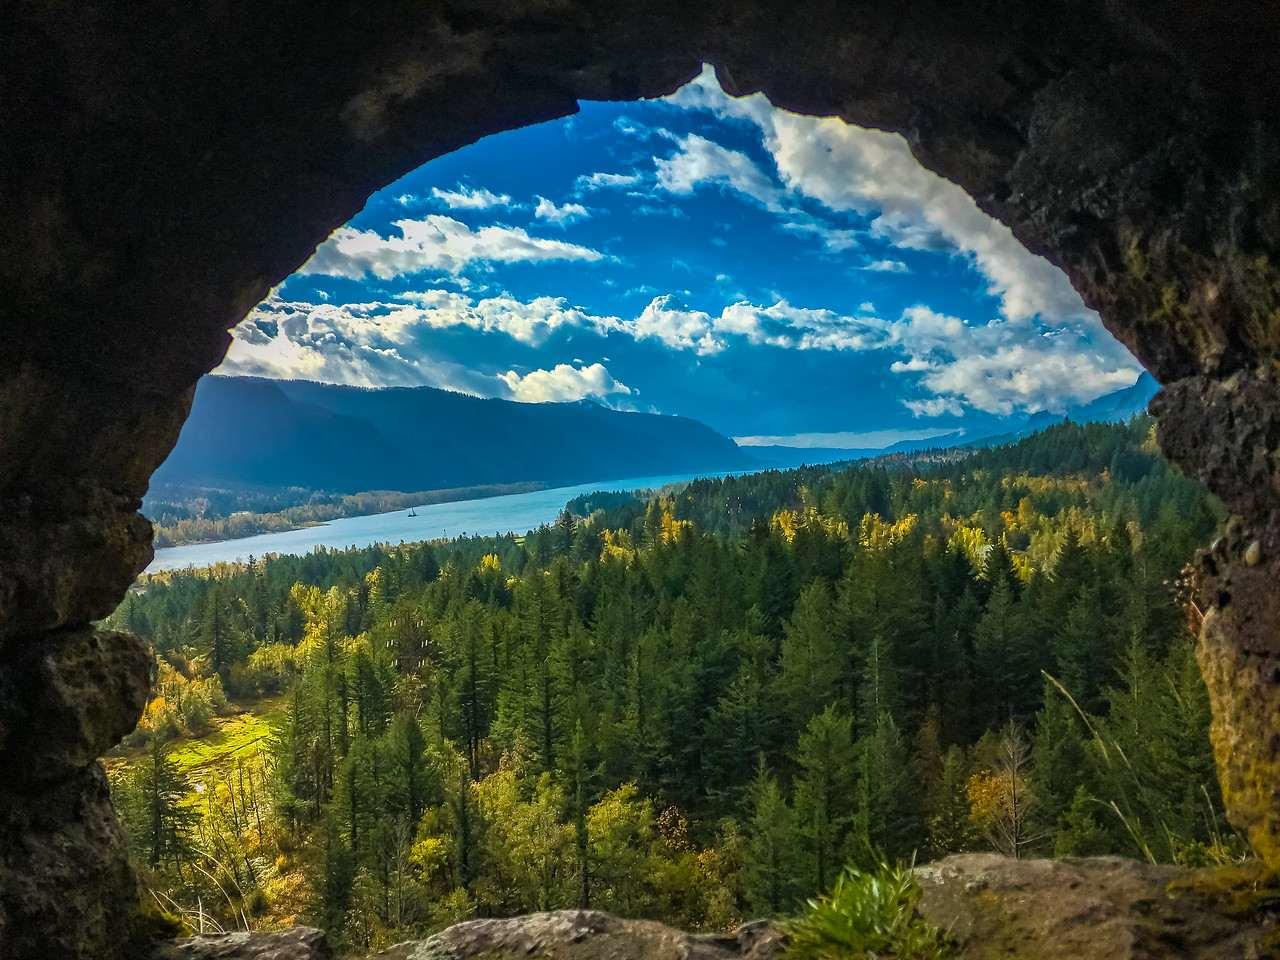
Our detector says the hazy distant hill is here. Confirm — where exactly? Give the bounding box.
[740,431,967,470]
[1069,371,1159,423]
[153,376,751,493]
[739,372,1158,469]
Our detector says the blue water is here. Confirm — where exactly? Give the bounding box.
[146,470,733,572]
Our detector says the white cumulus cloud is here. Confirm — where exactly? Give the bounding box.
[392,289,622,344]
[218,297,491,391]
[631,295,724,355]
[886,306,1138,416]
[498,362,633,403]
[903,397,967,418]
[715,300,883,351]
[668,65,1094,327]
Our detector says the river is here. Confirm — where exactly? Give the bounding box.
[146,470,734,572]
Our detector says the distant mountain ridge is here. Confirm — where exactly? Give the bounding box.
[155,372,1158,494]
[153,376,751,493]
[740,372,1159,469]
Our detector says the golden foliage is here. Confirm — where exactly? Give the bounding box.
[771,506,850,545]
[966,769,1026,829]
[859,513,918,551]
[947,524,989,570]
[659,503,693,544]
[600,529,637,564]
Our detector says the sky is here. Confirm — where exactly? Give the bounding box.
[218,66,1142,448]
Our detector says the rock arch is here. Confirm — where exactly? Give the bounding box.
[4,3,1280,956]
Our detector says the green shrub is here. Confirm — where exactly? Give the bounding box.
[783,864,953,960]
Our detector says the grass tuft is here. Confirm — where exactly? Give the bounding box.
[783,863,954,960]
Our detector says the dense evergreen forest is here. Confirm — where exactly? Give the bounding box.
[106,419,1238,953]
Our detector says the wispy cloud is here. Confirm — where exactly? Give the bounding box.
[654,134,785,212]
[780,219,860,252]
[861,258,909,273]
[301,216,603,279]
[429,184,514,210]
[575,171,642,192]
[534,196,590,225]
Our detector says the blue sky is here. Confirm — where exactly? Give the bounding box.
[219,67,1141,448]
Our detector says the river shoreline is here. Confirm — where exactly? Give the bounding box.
[146,470,737,573]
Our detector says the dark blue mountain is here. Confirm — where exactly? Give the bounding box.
[153,376,751,493]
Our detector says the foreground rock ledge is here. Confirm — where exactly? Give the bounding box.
[916,854,1280,960]
[372,912,783,960]
[153,854,1280,960]
[152,927,332,959]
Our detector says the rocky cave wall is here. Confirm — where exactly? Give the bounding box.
[4,2,1280,957]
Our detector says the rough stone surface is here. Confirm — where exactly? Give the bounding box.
[0,763,139,960]
[370,912,784,960]
[153,928,332,960]
[4,2,1280,957]
[0,628,151,782]
[916,854,1280,960]
[1152,372,1280,867]
[351,855,1280,960]
[0,628,150,959]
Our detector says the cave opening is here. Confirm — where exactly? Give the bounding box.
[6,6,1280,959]
[107,70,1179,950]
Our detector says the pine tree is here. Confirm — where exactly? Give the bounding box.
[703,667,772,807]
[336,734,383,858]
[982,540,1022,601]
[850,711,918,866]
[555,508,577,556]
[566,721,594,909]
[793,705,855,892]
[316,813,355,940]
[452,764,476,893]
[926,746,974,857]
[446,603,493,779]
[1054,786,1112,856]
[348,646,391,739]
[743,758,800,914]
[973,577,1038,725]
[1055,582,1111,714]
[386,712,433,827]
[775,580,842,734]
[129,735,198,869]
[203,589,235,682]
[1030,680,1089,843]
[1095,638,1223,861]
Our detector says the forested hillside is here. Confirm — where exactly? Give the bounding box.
[107,418,1234,954]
